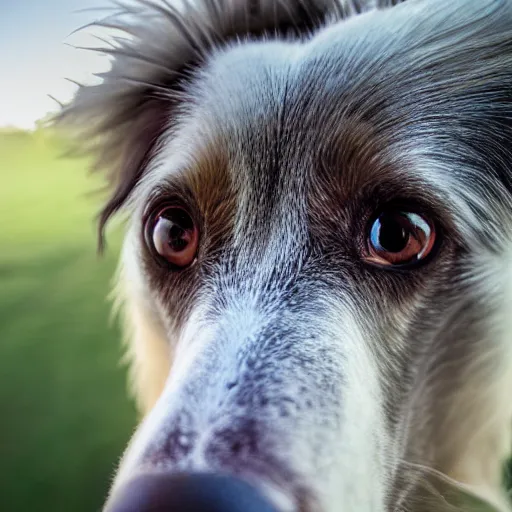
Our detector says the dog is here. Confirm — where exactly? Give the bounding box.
[57,0,512,510]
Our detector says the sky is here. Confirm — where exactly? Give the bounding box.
[0,0,113,128]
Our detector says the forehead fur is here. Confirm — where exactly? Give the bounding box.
[56,0,380,245]
[57,0,512,250]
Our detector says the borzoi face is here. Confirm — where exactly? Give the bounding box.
[59,0,512,510]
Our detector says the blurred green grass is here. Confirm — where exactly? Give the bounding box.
[0,129,137,512]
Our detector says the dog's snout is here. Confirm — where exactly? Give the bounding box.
[106,472,279,512]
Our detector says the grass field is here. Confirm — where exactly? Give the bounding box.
[0,129,136,512]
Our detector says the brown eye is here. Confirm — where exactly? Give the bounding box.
[146,206,199,268]
[364,210,436,267]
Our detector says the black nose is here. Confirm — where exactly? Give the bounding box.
[106,472,280,512]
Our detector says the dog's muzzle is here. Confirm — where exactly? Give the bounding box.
[105,472,278,512]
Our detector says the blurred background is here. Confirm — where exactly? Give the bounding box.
[1,1,511,512]
[0,1,137,511]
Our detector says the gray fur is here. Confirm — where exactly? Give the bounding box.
[56,0,404,246]
[57,0,512,511]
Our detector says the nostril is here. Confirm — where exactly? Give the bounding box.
[230,440,243,456]
[106,472,279,512]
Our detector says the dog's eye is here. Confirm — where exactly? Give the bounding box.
[146,206,199,268]
[364,210,436,267]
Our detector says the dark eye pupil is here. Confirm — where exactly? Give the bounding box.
[155,209,195,253]
[168,224,186,250]
[374,213,409,253]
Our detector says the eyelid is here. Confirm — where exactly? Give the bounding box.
[142,186,196,226]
